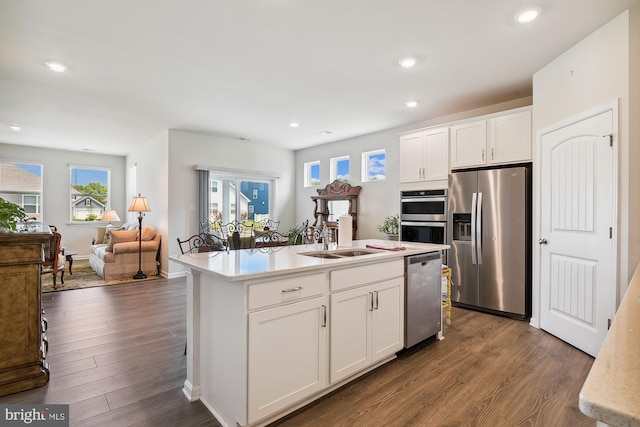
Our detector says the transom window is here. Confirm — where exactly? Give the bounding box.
[362,149,386,182]
[304,161,321,187]
[330,155,350,182]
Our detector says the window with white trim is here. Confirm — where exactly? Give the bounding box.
[361,149,386,182]
[330,155,350,182]
[0,161,43,230]
[70,166,111,222]
[304,161,321,187]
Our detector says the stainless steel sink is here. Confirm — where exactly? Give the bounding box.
[299,248,381,259]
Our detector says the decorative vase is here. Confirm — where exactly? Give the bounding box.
[386,234,399,241]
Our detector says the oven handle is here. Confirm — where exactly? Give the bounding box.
[400,221,447,228]
[401,197,448,203]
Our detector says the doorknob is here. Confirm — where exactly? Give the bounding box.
[538,238,548,245]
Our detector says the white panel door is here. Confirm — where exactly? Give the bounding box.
[539,109,614,357]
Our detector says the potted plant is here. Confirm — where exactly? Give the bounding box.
[377,214,399,240]
[0,197,31,232]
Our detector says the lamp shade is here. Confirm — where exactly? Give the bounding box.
[128,194,151,213]
[101,210,121,223]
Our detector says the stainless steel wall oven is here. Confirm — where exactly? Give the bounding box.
[400,189,448,263]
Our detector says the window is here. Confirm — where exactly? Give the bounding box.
[208,176,273,225]
[330,155,350,182]
[304,161,321,187]
[362,149,386,182]
[0,161,43,230]
[70,166,111,222]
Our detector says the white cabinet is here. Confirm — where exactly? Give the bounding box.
[450,120,487,168]
[330,277,404,383]
[487,110,532,164]
[450,109,532,169]
[399,127,449,183]
[248,295,328,423]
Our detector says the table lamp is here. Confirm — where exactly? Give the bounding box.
[101,209,120,227]
[127,194,151,280]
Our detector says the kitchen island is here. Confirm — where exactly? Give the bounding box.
[579,262,640,427]
[170,239,447,427]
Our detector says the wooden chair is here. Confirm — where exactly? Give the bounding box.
[41,231,65,289]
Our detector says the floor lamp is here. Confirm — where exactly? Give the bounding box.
[128,194,151,280]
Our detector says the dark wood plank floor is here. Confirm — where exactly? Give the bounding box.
[0,275,595,427]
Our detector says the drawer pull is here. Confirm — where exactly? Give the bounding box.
[282,286,303,293]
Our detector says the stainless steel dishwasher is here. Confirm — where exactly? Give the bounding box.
[405,252,442,348]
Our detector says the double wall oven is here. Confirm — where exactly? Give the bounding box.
[400,189,448,263]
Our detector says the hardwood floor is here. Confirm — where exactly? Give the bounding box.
[0,276,594,427]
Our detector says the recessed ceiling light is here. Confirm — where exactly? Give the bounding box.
[399,57,417,68]
[515,8,539,24]
[9,124,22,132]
[45,61,68,73]
[289,122,300,128]
[404,101,418,108]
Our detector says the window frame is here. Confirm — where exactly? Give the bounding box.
[361,149,386,182]
[330,155,350,183]
[0,161,43,230]
[69,165,112,224]
[304,161,321,187]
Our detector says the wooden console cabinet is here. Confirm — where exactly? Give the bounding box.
[0,232,50,397]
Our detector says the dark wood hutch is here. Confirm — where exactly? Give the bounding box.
[311,180,361,240]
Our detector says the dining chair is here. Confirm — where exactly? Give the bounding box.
[41,231,65,289]
[220,220,255,250]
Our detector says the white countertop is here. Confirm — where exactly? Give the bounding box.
[579,263,640,426]
[170,239,448,281]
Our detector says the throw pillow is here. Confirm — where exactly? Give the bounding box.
[103,226,124,245]
[138,225,156,241]
[107,229,139,252]
[95,227,107,245]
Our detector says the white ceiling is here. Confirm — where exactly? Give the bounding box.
[0,0,637,156]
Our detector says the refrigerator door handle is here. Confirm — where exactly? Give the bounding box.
[471,192,477,264]
[476,192,483,265]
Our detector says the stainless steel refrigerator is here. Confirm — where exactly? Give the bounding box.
[447,165,531,319]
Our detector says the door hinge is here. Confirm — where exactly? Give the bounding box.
[608,318,612,329]
[604,133,613,147]
[609,227,613,239]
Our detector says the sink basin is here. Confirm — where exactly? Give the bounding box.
[299,248,381,259]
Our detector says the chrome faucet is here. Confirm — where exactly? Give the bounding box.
[321,221,330,250]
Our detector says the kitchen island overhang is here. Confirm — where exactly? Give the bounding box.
[170,239,448,427]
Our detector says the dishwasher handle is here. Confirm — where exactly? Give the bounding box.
[406,252,441,266]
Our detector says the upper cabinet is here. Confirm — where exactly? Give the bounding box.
[450,108,532,169]
[399,127,449,183]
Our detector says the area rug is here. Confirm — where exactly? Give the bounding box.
[41,263,161,293]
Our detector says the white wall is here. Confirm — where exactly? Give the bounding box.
[126,131,170,275]
[165,129,296,277]
[295,97,532,240]
[0,142,126,258]
[532,8,639,321]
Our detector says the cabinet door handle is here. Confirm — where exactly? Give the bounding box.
[491,147,494,160]
[369,292,374,311]
[374,291,379,310]
[322,305,327,327]
[482,149,485,161]
[282,286,303,293]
